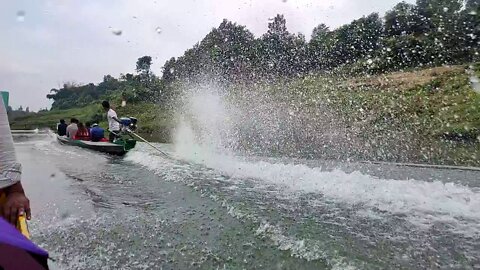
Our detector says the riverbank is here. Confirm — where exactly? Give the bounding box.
[224,64,480,166]
[11,64,480,165]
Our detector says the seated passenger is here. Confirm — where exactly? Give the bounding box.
[85,122,92,133]
[90,123,105,142]
[74,122,90,141]
[57,119,68,136]
[66,118,78,138]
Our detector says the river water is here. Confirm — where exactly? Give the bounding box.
[14,132,480,269]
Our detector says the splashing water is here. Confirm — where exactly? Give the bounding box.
[173,84,480,236]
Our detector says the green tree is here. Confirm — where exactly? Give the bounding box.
[259,14,303,77]
[330,13,383,67]
[456,0,480,61]
[311,24,329,40]
[136,56,153,76]
[309,24,332,70]
[162,57,177,84]
[385,2,426,36]
[416,0,462,30]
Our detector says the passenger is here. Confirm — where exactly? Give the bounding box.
[75,122,90,141]
[0,96,31,225]
[85,122,92,132]
[57,119,68,136]
[90,123,105,142]
[102,101,121,142]
[66,118,79,139]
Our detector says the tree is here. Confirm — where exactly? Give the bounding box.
[385,2,426,36]
[135,56,155,90]
[267,15,288,37]
[120,73,135,82]
[456,0,480,61]
[416,0,462,30]
[136,56,153,76]
[25,107,29,113]
[162,57,177,84]
[200,19,256,80]
[259,14,301,77]
[329,13,383,67]
[309,24,332,70]
[311,24,329,40]
[103,75,115,82]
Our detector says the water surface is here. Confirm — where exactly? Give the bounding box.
[16,134,480,269]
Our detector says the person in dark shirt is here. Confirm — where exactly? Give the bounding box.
[57,119,68,136]
[90,123,105,142]
[85,122,92,132]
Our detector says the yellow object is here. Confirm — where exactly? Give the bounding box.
[17,214,30,238]
[0,192,30,239]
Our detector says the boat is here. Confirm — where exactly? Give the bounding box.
[57,136,136,156]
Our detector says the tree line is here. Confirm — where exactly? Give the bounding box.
[47,0,479,110]
[47,56,164,109]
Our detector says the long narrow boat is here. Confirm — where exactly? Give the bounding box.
[57,135,136,156]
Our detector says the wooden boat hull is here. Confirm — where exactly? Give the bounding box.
[57,136,136,156]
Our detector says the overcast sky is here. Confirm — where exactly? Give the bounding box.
[0,0,413,111]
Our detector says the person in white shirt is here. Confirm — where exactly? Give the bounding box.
[66,118,79,138]
[0,96,31,224]
[102,101,121,142]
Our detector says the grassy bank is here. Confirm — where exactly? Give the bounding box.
[268,65,480,166]
[13,65,480,165]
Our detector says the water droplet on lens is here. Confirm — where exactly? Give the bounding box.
[170,68,175,73]
[155,27,162,34]
[112,29,122,36]
[367,59,373,65]
[16,10,25,22]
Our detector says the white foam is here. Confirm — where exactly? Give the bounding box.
[168,87,480,235]
[126,88,480,244]
[200,150,480,230]
[126,141,480,237]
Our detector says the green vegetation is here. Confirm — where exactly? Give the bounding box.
[256,65,480,165]
[164,0,479,82]
[10,105,102,130]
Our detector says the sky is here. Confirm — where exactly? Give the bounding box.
[0,0,414,111]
